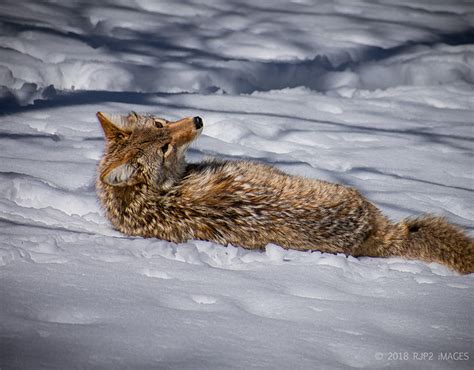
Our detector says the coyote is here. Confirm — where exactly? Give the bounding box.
[96,112,473,274]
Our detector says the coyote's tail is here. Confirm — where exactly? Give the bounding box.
[395,216,474,274]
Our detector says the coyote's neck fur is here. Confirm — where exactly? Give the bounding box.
[96,112,474,274]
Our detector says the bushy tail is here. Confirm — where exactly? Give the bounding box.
[396,216,474,274]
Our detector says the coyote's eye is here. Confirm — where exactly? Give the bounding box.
[153,118,168,128]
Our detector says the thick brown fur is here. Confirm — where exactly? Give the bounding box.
[96,112,474,274]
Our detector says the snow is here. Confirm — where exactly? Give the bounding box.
[1,0,473,369]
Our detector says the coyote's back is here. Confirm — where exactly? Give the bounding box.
[96,112,474,274]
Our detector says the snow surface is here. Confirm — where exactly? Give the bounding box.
[1,0,473,369]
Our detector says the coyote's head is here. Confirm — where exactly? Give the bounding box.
[97,111,203,190]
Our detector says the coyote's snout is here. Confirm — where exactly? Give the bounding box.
[96,112,473,274]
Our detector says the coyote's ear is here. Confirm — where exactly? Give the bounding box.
[102,163,138,186]
[128,111,139,126]
[97,112,128,141]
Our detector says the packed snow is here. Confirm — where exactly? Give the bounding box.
[1,0,473,369]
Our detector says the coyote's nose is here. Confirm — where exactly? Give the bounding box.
[193,116,203,129]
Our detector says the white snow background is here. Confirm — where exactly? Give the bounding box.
[0,0,473,369]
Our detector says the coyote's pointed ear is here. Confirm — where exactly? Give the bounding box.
[97,112,127,141]
[102,162,138,186]
[128,111,139,126]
